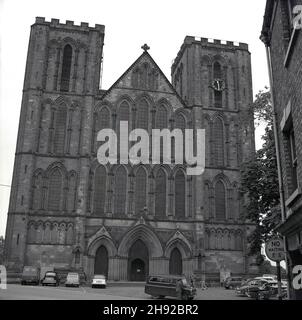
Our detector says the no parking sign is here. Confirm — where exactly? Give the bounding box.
[265,237,285,262]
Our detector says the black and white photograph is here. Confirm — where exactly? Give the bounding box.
[0,0,302,315]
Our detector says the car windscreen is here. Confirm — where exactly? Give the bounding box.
[45,273,56,277]
[94,275,105,279]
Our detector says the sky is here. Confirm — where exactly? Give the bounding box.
[0,0,269,237]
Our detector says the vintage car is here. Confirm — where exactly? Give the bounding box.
[91,274,107,288]
[21,266,40,285]
[65,272,80,287]
[41,271,60,286]
[145,275,196,300]
[224,276,243,289]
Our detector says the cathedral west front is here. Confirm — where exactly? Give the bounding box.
[4,17,259,282]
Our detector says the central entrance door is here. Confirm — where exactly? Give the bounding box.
[94,245,108,277]
[128,240,149,281]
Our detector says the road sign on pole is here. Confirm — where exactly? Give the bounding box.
[265,237,285,262]
[265,237,285,300]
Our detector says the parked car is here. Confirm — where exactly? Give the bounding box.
[254,276,276,283]
[41,271,60,286]
[91,274,107,288]
[246,279,269,299]
[21,266,40,285]
[145,275,196,300]
[235,279,254,296]
[65,272,80,287]
[224,276,243,289]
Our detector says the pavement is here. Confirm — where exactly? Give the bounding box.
[0,284,250,300]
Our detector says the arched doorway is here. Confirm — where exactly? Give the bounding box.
[94,245,108,277]
[128,240,149,281]
[169,247,182,275]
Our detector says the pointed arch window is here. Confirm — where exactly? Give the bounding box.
[215,180,226,220]
[93,165,107,215]
[136,99,149,131]
[114,166,127,215]
[213,117,224,166]
[93,107,110,153]
[169,247,182,275]
[135,167,147,214]
[213,61,223,108]
[48,169,63,211]
[175,170,186,218]
[155,169,166,217]
[54,105,67,154]
[60,44,72,92]
[156,105,168,161]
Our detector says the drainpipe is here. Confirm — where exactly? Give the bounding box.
[261,34,292,299]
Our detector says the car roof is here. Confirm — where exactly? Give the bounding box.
[148,275,186,280]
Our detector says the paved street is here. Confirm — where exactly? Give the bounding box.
[0,284,249,300]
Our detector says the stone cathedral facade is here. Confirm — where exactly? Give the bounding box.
[4,17,259,282]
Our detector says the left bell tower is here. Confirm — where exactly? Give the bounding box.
[4,17,105,270]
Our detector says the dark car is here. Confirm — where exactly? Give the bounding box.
[224,276,243,289]
[21,266,40,285]
[41,271,60,286]
[145,275,196,300]
[235,279,254,296]
[246,279,269,299]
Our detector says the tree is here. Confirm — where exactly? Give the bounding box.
[241,88,281,262]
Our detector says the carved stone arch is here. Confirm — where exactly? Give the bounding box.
[118,224,163,258]
[61,37,77,50]
[174,108,191,124]
[201,55,211,66]
[212,54,226,67]
[87,236,117,258]
[134,92,155,109]
[212,111,227,123]
[54,95,70,107]
[94,102,112,114]
[45,162,68,181]
[212,173,231,188]
[133,164,150,177]
[171,164,186,177]
[151,164,171,178]
[165,232,193,258]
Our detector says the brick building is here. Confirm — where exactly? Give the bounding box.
[4,17,258,282]
[261,0,302,299]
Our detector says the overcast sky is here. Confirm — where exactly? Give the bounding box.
[0,0,269,237]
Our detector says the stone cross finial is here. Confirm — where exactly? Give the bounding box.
[141,43,150,51]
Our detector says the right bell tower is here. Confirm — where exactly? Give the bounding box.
[171,36,259,279]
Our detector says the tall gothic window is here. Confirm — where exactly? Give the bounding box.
[215,180,226,220]
[155,168,166,217]
[174,113,186,162]
[48,169,63,211]
[213,61,223,108]
[135,167,147,214]
[114,166,127,215]
[175,170,185,218]
[60,45,72,92]
[67,173,77,212]
[136,99,149,131]
[213,117,224,166]
[60,44,72,92]
[156,105,168,161]
[54,105,67,154]
[118,101,130,159]
[93,107,110,153]
[93,165,107,215]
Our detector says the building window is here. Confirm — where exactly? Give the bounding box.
[53,106,67,154]
[175,170,186,219]
[155,168,166,217]
[93,166,107,215]
[60,44,72,92]
[212,117,224,166]
[114,166,127,215]
[156,105,168,161]
[215,180,226,220]
[135,167,147,214]
[136,99,149,131]
[48,169,63,211]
